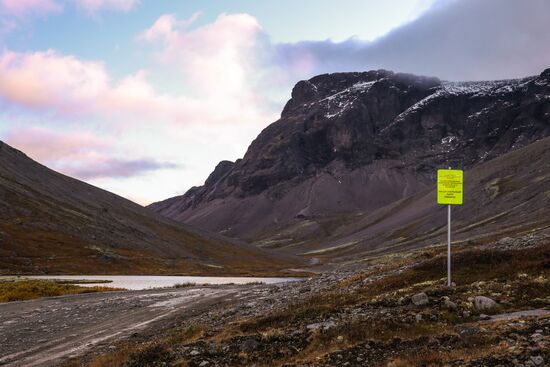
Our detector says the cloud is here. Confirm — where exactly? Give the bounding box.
[0,0,138,29]
[75,0,139,13]
[65,158,178,180]
[0,0,62,17]
[275,0,550,81]
[0,12,280,129]
[5,127,178,180]
[0,44,274,126]
[138,12,201,42]
[0,50,109,113]
[141,12,268,100]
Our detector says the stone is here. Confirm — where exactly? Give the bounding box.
[411,292,429,306]
[530,355,544,366]
[199,361,209,367]
[457,326,479,338]
[443,299,458,310]
[240,338,260,353]
[306,321,336,330]
[473,296,497,311]
[530,333,543,342]
[190,349,200,356]
[415,313,423,322]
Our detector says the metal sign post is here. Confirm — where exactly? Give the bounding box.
[437,168,464,287]
[447,203,451,287]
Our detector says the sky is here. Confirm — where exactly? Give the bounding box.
[1,0,549,205]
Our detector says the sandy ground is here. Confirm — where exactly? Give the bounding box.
[0,286,252,367]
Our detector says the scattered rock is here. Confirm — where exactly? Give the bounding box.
[306,321,336,330]
[443,299,458,310]
[530,333,543,342]
[411,292,429,306]
[240,338,260,353]
[473,296,497,311]
[457,326,479,338]
[530,355,544,366]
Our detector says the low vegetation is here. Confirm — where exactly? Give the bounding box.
[70,236,550,366]
[0,279,122,303]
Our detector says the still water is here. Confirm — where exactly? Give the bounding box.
[28,275,300,290]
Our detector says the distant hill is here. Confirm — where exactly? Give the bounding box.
[0,141,303,275]
[149,68,550,250]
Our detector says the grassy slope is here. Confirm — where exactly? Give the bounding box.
[0,141,304,276]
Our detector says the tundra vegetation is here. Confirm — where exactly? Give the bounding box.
[66,234,550,366]
[0,278,122,303]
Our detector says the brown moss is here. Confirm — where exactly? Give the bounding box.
[0,279,122,302]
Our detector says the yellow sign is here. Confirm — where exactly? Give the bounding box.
[437,169,463,205]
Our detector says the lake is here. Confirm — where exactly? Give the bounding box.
[27,275,301,290]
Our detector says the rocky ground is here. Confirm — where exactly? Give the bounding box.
[53,230,550,367]
[0,286,265,367]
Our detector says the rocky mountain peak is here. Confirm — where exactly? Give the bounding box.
[282,69,440,118]
[150,68,550,240]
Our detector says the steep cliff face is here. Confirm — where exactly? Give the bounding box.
[150,69,550,240]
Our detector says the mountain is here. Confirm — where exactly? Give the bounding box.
[0,141,304,275]
[264,135,550,266]
[149,69,550,245]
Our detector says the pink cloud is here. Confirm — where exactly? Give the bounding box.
[5,127,105,160]
[0,0,62,16]
[5,127,177,180]
[0,50,108,114]
[142,13,264,99]
[0,44,275,126]
[0,12,284,145]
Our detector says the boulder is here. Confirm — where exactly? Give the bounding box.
[473,296,497,311]
[443,299,458,310]
[411,292,429,306]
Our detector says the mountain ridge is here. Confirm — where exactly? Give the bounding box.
[149,68,550,242]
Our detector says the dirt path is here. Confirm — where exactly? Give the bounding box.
[0,286,246,367]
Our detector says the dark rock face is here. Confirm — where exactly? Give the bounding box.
[149,69,550,239]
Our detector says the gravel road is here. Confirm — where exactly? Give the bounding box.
[0,286,248,367]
